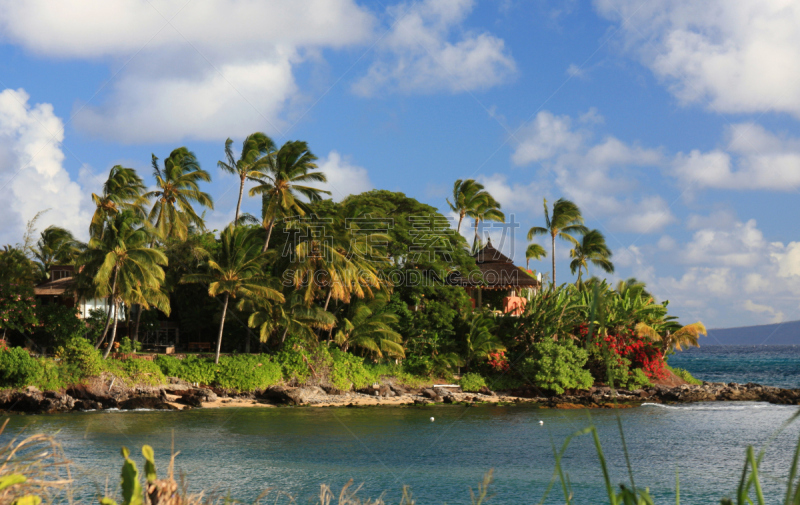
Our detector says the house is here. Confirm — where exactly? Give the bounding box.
[33,265,121,319]
[450,239,541,315]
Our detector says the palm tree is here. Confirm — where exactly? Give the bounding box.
[335,294,405,359]
[569,229,614,286]
[84,211,169,358]
[32,226,83,279]
[217,133,275,223]
[146,147,214,241]
[463,312,506,370]
[247,291,336,346]
[636,322,707,358]
[447,179,495,234]
[182,225,284,364]
[527,198,587,287]
[248,140,330,252]
[525,243,547,270]
[469,195,504,252]
[90,165,148,239]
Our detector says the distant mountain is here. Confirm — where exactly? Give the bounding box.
[705,320,800,345]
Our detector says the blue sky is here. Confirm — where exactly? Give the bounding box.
[1,0,799,330]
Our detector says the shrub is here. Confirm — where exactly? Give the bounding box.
[626,367,652,390]
[518,340,593,394]
[329,349,373,391]
[176,354,216,385]
[216,355,282,391]
[459,372,486,392]
[0,347,43,388]
[117,359,166,386]
[274,344,314,384]
[31,304,85,349]
[402,355,433,377]
[117,337,141,354]
[55,338,104,378]
[154,355,183,377]
[671,366,703,385]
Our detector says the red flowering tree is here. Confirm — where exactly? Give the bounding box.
[0,282,39,342]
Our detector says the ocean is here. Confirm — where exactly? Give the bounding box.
[2,346,800,504]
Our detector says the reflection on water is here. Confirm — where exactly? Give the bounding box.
[3,403,799,504]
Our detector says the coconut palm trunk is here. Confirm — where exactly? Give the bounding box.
[96,270,118,349]
[103,299,119,359]
[551,233,556,287]
[215,293,230,364]
[262,219,275,253]
[235,174,246,224]
[95,298,113,348]
[133,304,142,343]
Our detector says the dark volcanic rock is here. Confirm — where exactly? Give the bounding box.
[119,396,165,410]
[421,388,441,402]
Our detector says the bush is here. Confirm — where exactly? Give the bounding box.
[216,355,282,391]
[671,366,703,385]
[329,349,373,391]
[117,337,141,354]
[55,338,104,378]
[117,359,165,386]
[402,355,433,377]
[274,341,316,384]
[175,354,216,385]
[0,347,43,388]
[154,355,183,377]
[518,340,593,394]
[626,367,652,390]
[459,372,486,392]
[31,304,85,348]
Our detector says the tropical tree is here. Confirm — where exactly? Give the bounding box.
[247,291,336,346]
[84,211,169,358]
[182,225,284,363]
[248,140,330,252]
[146,147,214,241]
[335,294,405,359]
[90,165,148,239]
[527,198,587,287]
[31,226,83,280]
[217,133,275,223]
[525,243,547,270]
[469,195,504,252]
[0,246,38,284]
[569,229,614,286]
[463,312,506,369]
[447,179,495,234]
[636,321,707,358]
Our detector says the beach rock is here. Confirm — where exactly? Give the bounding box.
[120,396,166,410]
[389,384,408,396]
[178,393,203,408]
[421,388,441,402]
[321,385,343,395]
[74,399,101,411]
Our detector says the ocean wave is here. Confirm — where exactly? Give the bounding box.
[639,402,789,411]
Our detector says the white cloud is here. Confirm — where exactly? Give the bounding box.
[353,0,516,95]
[743,300,784,324]
[673,123,800,190]
[682,218,766,267]
[0,0,374,142]
[0,88,90,244]
[594,0,800,117]
[318,151,373,202]
[511,110,671,233]
[629,217,800,327]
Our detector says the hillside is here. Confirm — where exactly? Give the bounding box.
[706,320,800,345]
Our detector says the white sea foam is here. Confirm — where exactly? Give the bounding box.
[640,401,788,411]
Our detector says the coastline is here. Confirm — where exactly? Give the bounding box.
[2,377,800,414]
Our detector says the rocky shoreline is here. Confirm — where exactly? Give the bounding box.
[2,377,800,414]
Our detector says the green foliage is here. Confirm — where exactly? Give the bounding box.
[513,288,584,351]
[329,348,373,391]
[215,354,281,391]
[31,304,85,348]
[153,354,183,377]
[0,347,42,388]
[119,447,143,505]
[172,354,216,385]
[670,366,703,386]
[117,337,142,354]
[56,337,104,378]
[518,340,593,394]
[117,359,165,386]
[402,354,433,377]
[627,367,652,390]
[0,282,38,336]
[459,372,487,392]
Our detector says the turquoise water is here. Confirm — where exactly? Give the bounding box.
[4,403,800,504]
[669,345,800,388]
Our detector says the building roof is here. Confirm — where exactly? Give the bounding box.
[34,276,75,296]
[450,239,541,289]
